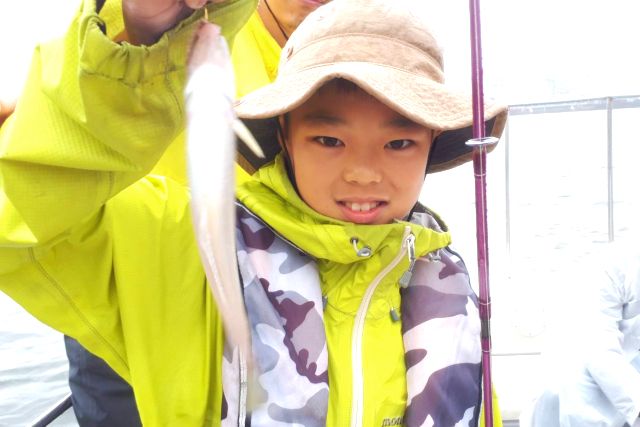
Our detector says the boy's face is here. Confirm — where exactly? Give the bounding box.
[284,84,434,225]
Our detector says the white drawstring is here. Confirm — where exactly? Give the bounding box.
[350,237,372,257]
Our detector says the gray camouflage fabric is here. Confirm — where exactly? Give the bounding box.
[221,205,483,426]
[401,246,482,426]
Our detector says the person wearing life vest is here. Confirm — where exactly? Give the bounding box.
[0,1,507,425]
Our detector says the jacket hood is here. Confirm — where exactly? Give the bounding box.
[236,155,452,264]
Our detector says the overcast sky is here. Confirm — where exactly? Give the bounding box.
[1,0,639,105]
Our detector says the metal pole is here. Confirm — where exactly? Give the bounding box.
[504,122,511,258]
[606,97,614,242]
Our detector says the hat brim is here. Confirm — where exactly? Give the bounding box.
[234,62,507,174]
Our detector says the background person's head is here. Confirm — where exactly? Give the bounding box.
[258,0,330,46]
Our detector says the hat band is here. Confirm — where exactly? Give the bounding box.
[280,34,444,83]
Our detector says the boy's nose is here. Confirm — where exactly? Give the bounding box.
[342,163,383,185]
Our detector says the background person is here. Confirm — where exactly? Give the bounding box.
[522,245,640,427]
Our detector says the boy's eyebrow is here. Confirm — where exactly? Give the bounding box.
[384,117,424,129]
[301,112,423,130]
[300,111,346,126]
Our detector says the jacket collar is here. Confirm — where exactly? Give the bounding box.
[236,155,451,263]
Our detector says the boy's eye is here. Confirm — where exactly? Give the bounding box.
[314,136,343,147]
[386,139,414,150]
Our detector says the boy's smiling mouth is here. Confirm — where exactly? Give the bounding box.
[343,201,381,212]
[338,200,388,223]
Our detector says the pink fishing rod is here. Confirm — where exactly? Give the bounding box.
[466,0,498,425]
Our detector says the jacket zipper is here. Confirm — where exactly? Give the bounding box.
[237,202,424,424]
[349,226,414,427]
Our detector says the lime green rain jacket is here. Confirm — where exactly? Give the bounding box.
[0,1,501,425]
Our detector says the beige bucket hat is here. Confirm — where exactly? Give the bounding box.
[234,0,508,174]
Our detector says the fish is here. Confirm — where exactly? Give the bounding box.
[184,20,263,422]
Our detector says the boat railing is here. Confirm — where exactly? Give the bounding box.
[503,94,640,251]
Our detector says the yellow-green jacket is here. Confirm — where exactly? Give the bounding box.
[0,1,501,425]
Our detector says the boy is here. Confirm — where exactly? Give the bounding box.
[0,0,506,425]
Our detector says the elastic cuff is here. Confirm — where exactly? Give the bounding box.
[76,0,257,86]
[77,4,196,86]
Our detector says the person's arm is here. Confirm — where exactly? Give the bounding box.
[0,0,255,250]
[586,253,640,426]
[0,0,254,387]
[0,2,187,249]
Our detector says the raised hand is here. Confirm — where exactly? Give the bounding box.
[123,0,214,45]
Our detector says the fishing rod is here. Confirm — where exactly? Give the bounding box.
[466,0,499,425]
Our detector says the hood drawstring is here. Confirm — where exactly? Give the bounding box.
[351,231,423,286]
[350,237,372,257]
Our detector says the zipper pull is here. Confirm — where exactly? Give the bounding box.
[389,306,400,322]
[398,234,416,288]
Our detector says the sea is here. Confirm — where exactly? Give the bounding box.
[1,106,639,425]
[0,295,72,426]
